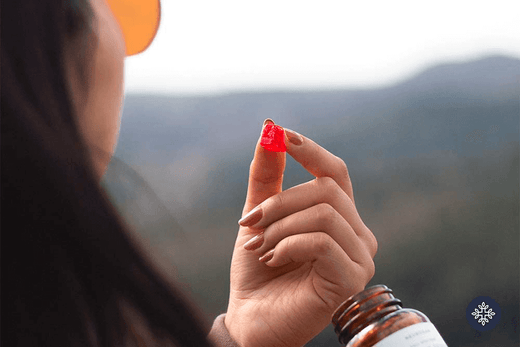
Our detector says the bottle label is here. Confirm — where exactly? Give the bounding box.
[373,322,448,347]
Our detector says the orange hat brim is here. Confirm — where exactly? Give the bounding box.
[106,0,161,56]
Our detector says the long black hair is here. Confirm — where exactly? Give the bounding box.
[2,1,213,346]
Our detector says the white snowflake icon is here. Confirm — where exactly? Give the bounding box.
[471,301,496,326]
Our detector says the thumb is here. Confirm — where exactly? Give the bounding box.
[243,119,286,214]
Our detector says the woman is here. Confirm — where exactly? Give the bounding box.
[2,0,378,346]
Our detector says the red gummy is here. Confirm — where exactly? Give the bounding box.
[260,123,287,152]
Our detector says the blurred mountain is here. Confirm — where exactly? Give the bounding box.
[104,54,519,347]
[112,55,518,214]
[115,54,518,162]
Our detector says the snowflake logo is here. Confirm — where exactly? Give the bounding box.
[466,296,501,331]
[471,301,496,326]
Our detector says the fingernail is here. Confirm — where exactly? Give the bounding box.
[238,206,263,227]
[259,249,275,263]
[285,128,303,146]
[243,233,264,251]
[263,118,274,127]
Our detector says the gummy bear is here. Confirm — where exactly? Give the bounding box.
[260,123,287,152]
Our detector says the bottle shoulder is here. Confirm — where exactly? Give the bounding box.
[347,309,430,347]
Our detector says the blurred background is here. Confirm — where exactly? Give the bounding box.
[103,1,519,345]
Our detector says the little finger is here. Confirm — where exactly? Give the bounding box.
[260,232,373,302]
[248,203,370,266]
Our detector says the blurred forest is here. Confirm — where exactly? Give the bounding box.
[103,55,519,346]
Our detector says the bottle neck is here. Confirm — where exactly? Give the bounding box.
[332,285,403,345]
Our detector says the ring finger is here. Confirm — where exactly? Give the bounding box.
[244,203,370,266]
[239,177,376,255]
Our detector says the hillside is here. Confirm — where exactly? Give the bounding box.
[104,55,519,347]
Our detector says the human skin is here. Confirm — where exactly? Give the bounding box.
[227,121,377,347]
[65,0,126,178]
[66,1,378,346]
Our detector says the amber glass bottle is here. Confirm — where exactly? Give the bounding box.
[331,285,448,347]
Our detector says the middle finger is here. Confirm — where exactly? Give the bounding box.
[249,203,371,266]
[239,176,372,246]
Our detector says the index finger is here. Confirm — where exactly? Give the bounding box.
[284,128,355,205]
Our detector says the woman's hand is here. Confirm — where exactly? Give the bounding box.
[225,120,378,347]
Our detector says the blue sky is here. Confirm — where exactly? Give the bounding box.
[124,0,520,95]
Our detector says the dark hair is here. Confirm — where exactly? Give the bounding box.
[2,1,213,346]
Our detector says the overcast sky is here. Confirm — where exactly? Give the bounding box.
[124,0,520,95]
